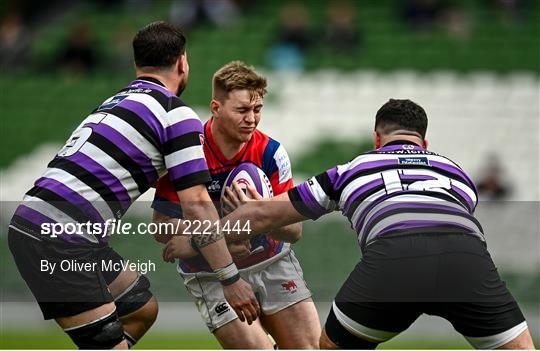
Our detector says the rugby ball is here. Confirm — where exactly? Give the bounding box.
[221,163,273,209]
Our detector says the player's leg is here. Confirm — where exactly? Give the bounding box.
[213,318,274,349]
[184,275,274,349]
[429,235,535,350]
[8,229,127,349]
[256,251,320,349]
[101,247,158,347]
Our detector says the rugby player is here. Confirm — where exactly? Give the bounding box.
[154,61,321,349]
[8,22,258,349]
[183,99,536,349]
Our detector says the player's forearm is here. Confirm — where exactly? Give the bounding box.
[181,201,233,269]
[268,222,303,243]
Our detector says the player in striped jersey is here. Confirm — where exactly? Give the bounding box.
[153,61,320,349]
[8,22,258,349]
[200,99,535,349]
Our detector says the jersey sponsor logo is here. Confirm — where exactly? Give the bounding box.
[274,144,292,184]
[281,280,297,293]
[208,180,221,193]
[99,94,128,110]
[398,156,430,166]
[215,302,230,316]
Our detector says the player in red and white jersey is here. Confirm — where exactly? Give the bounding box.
[153,61,320,349]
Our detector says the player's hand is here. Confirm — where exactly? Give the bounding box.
[222,183,262,213]
[162,236,197,262]
[222,278,260,325]
[228,240,251,261]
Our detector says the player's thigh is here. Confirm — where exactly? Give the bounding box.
[261,297,321,349]
[428,238,530,350]
[213,318,274,349]
[497,328,535,350]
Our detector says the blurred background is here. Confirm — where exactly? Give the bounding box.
[1,0,539,349]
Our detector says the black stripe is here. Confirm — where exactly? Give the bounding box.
[344,185,387,218]
[163,132,202,156]
[315,172,337,201]
[105,106,161,152]
[171,170,212,192]
[362,207,483,242]
[287,188,318,220]
[48,157,125,217]
[10,215,46,236]
[26,186,90,223]
[87,133,150,194]
[336,164,474,200]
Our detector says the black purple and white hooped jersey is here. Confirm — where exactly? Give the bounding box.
[10,77,211,244]
[288,140,483,251]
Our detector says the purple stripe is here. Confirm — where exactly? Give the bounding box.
[129,80,175,97]
[430,161,476,189]
[379,144,425,152]
[165,119,204,141]
[343,179,385,214]
[168,158,209,181]
[296,182,328,218]
[326,167,339,184]
[334,160,397,189]
[375,220,477,238]
[400,174,436,181]
[88,123,159,183]
[357,202,473,234]
[67,152,131,206]
[451,185,474,212]
[119,99,165,144]
[36,177,105,223]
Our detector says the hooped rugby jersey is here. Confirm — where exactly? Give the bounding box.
[10,77,211,244]
[289,140,483,252]
[152,117,294,274]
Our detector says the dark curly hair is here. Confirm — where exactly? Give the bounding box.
[375,99,428,138]
[133,21,186,70]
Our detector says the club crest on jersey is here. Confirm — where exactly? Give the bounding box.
[399,157,430,166]
[99,95,128,110]
[281,280,297,293]
[208,180,221,192]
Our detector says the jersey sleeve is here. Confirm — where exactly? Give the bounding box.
[161,105,212,191]
[263,141,294,195]
[151,175,183,218]
[287,168,338,220]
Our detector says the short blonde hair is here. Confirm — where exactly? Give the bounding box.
[212,61,267,102]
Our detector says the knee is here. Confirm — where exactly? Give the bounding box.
[320,329,339,349]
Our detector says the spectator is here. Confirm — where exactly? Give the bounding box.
[441,6,472,39]
[169,0,240,31]
[401,0,443,32]
[0,11,30,71]
[56,23,99,75]
[323,0,362,53]
[477,154,511,201]
[268,2,311,71]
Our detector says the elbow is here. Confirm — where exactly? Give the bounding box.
[287,223,303,243]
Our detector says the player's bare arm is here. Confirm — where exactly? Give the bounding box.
[221,183,307,242]
[222,184,303,243]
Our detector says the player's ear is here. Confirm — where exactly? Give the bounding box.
[423,138,429,149]
[373,131,381,149]
[177,53,188,74]
[210,99,220,117]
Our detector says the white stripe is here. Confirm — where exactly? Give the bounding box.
[309,177,334,210]
[332,302,398,342]
[364,212,483,243]
[63,309,117,331]
[165,105,201,125]
[451,178,478,205]
[125,93,168,129]
[349,188,388,228]
[101,113,163,168]
[164,145,205,169]
[8,225,43,241]
[41,167,116,220]
[337,154,399,175]
[465,321,528,349]
[382,170,402,194]
[21,195,99,243]
[79,143,140,201]
[339,173,381,209]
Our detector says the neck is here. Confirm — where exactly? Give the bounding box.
[135,70,180,96]
[210,119,245,160]
[381,134,424,147]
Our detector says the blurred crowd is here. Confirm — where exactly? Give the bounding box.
[1,0,534,75]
